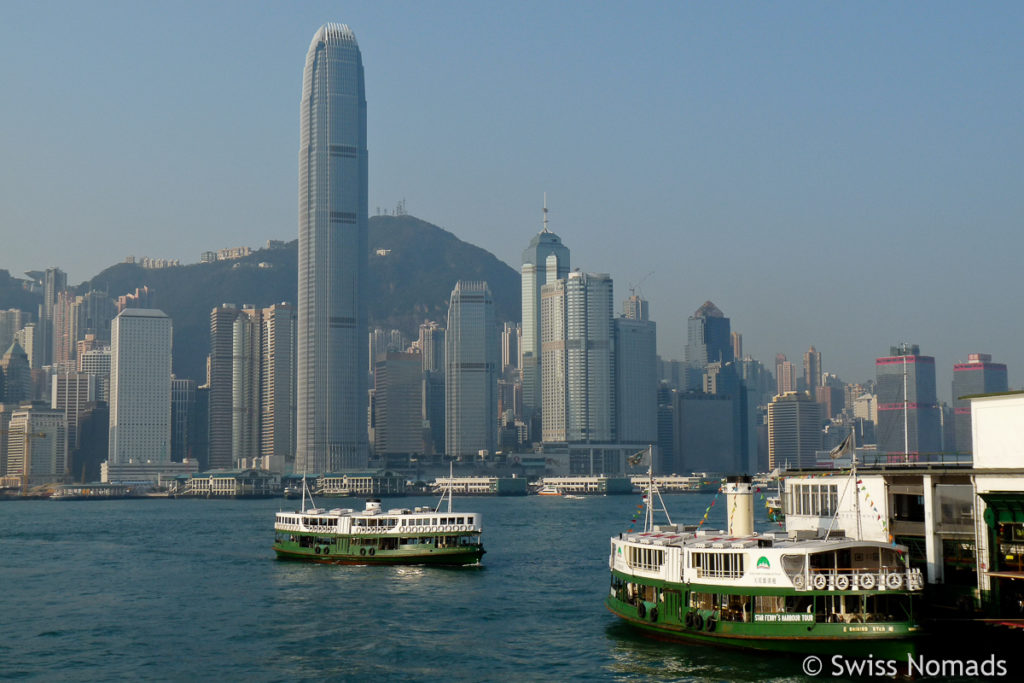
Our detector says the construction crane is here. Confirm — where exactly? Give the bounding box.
[628,270,655,298]
[0,429,50,495]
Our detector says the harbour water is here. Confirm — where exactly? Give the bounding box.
[1,494,807,681]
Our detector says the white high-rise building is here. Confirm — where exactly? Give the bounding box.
[261,303,297,461]
[297,23,369,473]
[79,346,111,402]
[521,202,570,432]
[541,272,615,443]
[445,281,498,459]
[108,309,172,464]
[6,406,67,485]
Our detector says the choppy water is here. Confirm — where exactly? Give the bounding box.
[1,494,813,681]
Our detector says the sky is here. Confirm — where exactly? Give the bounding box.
[1,1,1021,399]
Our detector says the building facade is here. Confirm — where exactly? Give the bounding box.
[952,353,1008,454]
[107,309,172,464]
[297,23,369,473]
[541,272,615,443]
[520,214,570,433]
[614,316,657,445]
[685,301,732,370]
[445,281,498,459]
[767,391,822,470]
[51,372,96,453]
[875,343,941,457]
[372,352,423,457]
[6,404,67,485]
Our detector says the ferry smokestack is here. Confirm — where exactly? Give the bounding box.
[724,475,754,537]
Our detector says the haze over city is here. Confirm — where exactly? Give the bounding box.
[2,1,1021,396]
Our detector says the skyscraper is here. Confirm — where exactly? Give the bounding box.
[875,343,941,457]
[108,309,172,464]
[297,23,369,473]
[171,377,197,462]
[615,316,657,445]
[803,346,821,392]
[445,281,498,459]
[521,202,570,434]
[261,303,297,462]
[208,304,241,469]
[767,391,822,470]
[541,272,614,443]
[952,353,1008,454]
[685,301,732,373]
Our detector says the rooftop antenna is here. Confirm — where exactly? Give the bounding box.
[541,193,549,233]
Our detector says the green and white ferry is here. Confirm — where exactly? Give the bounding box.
[606,474,924,657]
[273,474,484,566]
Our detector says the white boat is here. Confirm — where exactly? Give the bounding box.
[606,472,924,656]
[536,484,563,496]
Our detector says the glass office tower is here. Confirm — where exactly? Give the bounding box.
[297,24,369,472]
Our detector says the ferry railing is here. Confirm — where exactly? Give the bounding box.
[799,566,924,591]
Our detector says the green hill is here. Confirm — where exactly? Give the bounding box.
[71,214,520,381]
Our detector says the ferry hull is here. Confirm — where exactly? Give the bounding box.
[605,596,921,658]
[272,542,484,566]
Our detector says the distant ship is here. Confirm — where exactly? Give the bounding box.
[535,484,563,496]
[272,469,484,566]
[605,474,924,657]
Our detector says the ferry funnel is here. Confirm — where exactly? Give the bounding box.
[724,475,754,537]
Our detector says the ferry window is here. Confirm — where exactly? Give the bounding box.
[691,552,744,579]
[628,545,665,571]
[755,595,785,614]
[467,517,474,524]
[458,517,464,524]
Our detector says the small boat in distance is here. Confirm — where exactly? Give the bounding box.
[536,484,563,496]
[272,466,484,566]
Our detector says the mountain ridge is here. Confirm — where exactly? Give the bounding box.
[1,214,521,382]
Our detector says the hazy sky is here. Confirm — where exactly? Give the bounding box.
[1,1,1021,398]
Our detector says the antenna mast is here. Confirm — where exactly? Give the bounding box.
[542,193,549,233]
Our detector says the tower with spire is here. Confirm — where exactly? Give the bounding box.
[520,196,570,440]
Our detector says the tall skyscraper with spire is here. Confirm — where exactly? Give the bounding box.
[521,197,569,439]
[297,24,369,472]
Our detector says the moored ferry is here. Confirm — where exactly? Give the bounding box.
[273,474,484,566]
[606,475,924,657]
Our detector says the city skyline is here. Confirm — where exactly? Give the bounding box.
[1,3,1021,397]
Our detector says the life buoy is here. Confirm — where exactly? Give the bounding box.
[369,548,376,556]
[813,574,827,590]
[637,603,646,619]
[685,611,695,628]
[859,573,876,590]
[793,574,805,590]
[649,607,658,622]
[360,547,366,556]
[835,575,850,590]
[693,614,704,631]
[887,573,903,589]
[705,616,717,632]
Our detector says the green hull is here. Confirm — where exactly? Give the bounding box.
[605,595,921,658]
[273,544,484,566]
